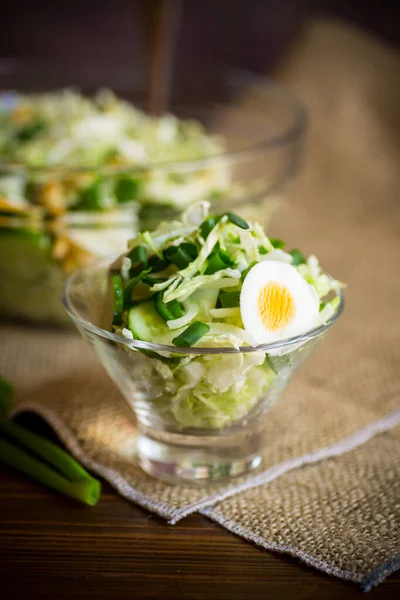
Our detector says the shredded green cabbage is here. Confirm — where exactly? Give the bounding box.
[150,350,276,429]
[0,90,230,215]
[113,203,343,430]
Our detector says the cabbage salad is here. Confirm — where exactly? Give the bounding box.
[110,203,341,430]
[0,89,229,217]
[0,90,231,324]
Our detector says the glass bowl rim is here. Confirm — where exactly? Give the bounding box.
[0,203,138,230]
[0,72,307,175]
[62,260,345,356]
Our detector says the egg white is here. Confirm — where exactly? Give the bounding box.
[240,261,319,345]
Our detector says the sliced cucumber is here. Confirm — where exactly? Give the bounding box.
[128,301,172,342]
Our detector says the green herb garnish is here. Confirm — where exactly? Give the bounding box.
[16,119,46,142]
[115,177,140,203]
[225,212,249,230]
[111,273,124,325]
[289,249,306,266]
[164,245,194,269]
[123,268,152,303]
[172,321,210,347]
[269,238,285,250]
[219,291,241,308]
[127,244,148,266]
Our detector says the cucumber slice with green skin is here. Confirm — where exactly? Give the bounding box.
[128,301,172,342]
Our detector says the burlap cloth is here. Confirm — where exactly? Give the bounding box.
[0,19,399,591]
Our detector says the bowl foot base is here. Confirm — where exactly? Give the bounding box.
[136,428,263,485]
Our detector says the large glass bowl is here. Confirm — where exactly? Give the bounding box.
[0,209,135,325]
[63,259,344,485]
[0,72,306,326]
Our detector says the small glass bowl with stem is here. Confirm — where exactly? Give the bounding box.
[63,258,343,485]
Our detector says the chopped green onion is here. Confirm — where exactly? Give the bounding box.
[219,290,241,308]
[205,252,232,275]
[205,254,227,275]
[200,215,222,240]
[154,294,184,321]
[200,216,216,240]
[205,243,235,275]
[266,354,291,375]
[269,238,285,250]
[164,245,193,269]
[180,242,198,260]
[127,244,148,266]
[319,302,327,312]
[218,247,234,264]
[259,246,268,255]
[78,180,103,211]
[123,268,151,303]
[289,249,306,266]
[227,234,241,245]
[167,299,184,319]
[225,212,249,230]
[172,321,210,347]
[142,275,167,286]
[154,293,174,322]
[111,273,124,325]
[16,119,46,142]
[148,255,169,272]
[115,177,140,203]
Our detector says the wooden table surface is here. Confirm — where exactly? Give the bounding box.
[1,415,399,600]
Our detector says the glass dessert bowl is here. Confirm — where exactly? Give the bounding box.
[0,73,306,326]
[63,207,343,485]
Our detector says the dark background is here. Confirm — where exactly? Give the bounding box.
[0,0,398,98]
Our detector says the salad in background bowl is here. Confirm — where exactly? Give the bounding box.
[64,203,344,484]
[0,89,229,325]
[0,89,230,217]
[0,74,306,325]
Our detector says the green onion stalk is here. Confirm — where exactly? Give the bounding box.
[0,377,101,506]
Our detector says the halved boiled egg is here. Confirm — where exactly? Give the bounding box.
[240,261,319,344]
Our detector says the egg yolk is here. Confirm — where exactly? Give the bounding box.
[257,282,296,331]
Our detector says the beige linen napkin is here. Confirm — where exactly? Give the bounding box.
[0,18,399,590]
